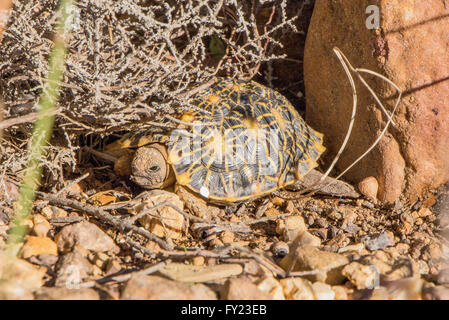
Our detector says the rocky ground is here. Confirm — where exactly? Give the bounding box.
[0,168,448,300]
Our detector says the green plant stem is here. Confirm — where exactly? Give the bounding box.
[5,0,74,256]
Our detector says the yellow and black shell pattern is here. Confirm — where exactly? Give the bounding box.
[131,77,325,203]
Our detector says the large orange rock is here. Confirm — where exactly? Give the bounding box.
[304,0,449,203]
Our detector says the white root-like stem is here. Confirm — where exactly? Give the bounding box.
[293,47,402,198]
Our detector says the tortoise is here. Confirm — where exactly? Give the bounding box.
[106,77,357,205]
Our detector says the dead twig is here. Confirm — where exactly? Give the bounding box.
[80,259,171,288]
[55,172,90,197]
[0,109,61,131]
[246,213,294,225]
[37,192,173,251]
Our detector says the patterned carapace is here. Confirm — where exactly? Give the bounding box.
[116,77,325,203]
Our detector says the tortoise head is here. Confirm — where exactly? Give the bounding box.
[130,143,175,189]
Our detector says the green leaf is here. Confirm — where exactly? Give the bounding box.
[209,34,225,59]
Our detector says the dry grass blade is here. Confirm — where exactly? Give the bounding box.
[296,47,402,198]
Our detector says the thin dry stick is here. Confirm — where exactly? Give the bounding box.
[306,50,402,194]
[230,244,286,278]
[80,259,171,288]
[83,146,118,162]
[245,1,277,80]
[246,213,294,225]
[125,200,175,224]
[55,172,90,196]
[331,70,402,182]
[0,109,62,131]
[158,243,286,278]
[126,238,235,261]
[37,192,173,250]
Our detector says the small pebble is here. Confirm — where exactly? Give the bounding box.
[21,236,57,259]
[285,201,295,214]
[264,207,281,217]
[312,282,335,300]
[314,218,328,228]
[437,268,449,285]
[206,258,216,266]
[342,262,378,290]
[358,176,378,203]
[256,277,285,300]
[363,232,395,251]
[423,285,449,300]
[270,196,284,207]
[331,285,348,300]
[192,256,205,266]
[105,259,122,275]
[418,207,432,217]
[220,231,234,244]
[208,238,224,247]
[362,201,375,209]
[306,215,315,226]
[271,241,289,258]
[395,243,410,255]
[32,214,51,237]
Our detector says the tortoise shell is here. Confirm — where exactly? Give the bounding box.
[118,77,325,203]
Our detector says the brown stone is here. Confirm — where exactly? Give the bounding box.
[137,191,185,240]
[279,277,315,300]
[0,281,34,300]
[256,277,285,300]
[279,245,349,285]
[55,248,93,288]
[275,215,306,241]
[437,268,449,285]
[332,285,349,300]
[304,0,449,203]
[157,263,243,283]
[0,253,46,291]
[55,221,119,254]
[342,262,377,290]
[222,277,272,300]
[21,236,58,259]
[270,196,285,207]
[32,214,51,237]
[121,275,216,300]
[358,176,379,203]
[423,285,449,300]
[311,282,335,300]
[34,287,100,300]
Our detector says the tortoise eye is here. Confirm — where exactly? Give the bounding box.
[148,165,160,172]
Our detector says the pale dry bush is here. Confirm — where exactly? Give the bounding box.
[0,0,307,204]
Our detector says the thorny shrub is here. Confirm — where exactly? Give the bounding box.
[0,0,309,211]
